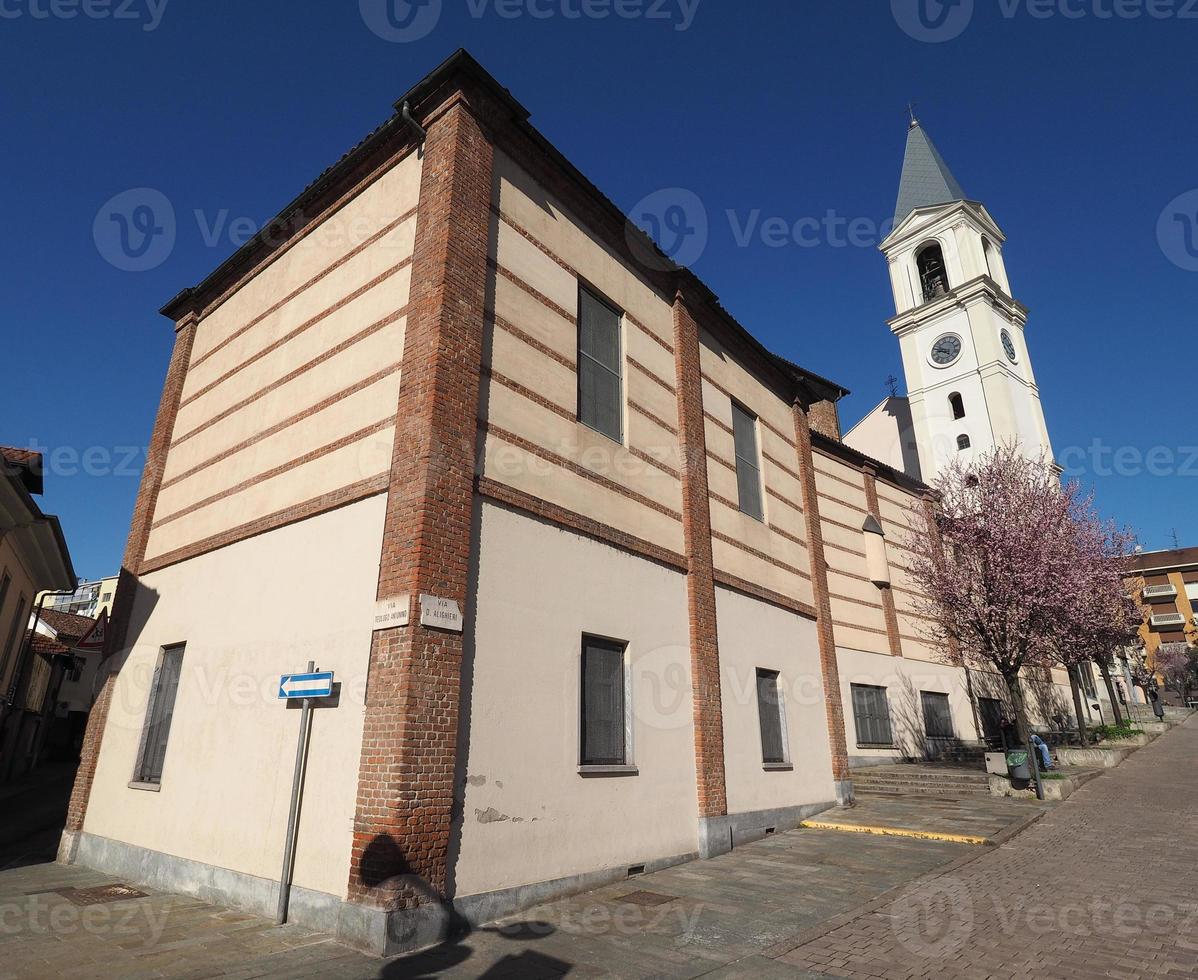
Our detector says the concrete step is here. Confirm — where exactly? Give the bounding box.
[856,786,992,798]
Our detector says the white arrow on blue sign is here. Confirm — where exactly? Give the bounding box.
[278,671,335,700]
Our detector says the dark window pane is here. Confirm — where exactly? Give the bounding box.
[921,692,953,739]
[136,645,185,784]
[581,638,625,765]
[578,288,623,441]
[579,289,621,373]
[736,456,763,521]
[732,403,763,520]
[756,670,785,764]
[851,684,893,746]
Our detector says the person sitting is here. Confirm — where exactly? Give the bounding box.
[1030,733,1053,771]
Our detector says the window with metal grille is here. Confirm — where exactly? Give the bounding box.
[921,691,954,739]
[133,644,185,785]
[580,637,627,766]
[577,287,623,442]
[755,669,788,765]
[732,402,763,521]
[851,683,893,747]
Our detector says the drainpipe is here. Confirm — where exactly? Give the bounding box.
[400,100,426,145]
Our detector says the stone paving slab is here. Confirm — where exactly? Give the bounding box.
[0,826,972,978]
[0,764,1112,978]
[812,791,1049,843]
[778,716,1198,979]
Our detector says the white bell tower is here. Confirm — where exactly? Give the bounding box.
[870,116,1055,484]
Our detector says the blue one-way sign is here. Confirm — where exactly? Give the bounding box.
[278,671,334,700]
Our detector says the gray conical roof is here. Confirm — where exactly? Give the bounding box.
[893,121,966,226]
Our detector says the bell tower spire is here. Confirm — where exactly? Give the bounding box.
[844,116,1056,483]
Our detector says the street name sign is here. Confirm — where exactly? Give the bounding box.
[372,596,410,631]
[278,671,335,700]
[419,594,463,632]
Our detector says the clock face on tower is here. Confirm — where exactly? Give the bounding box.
[1001,330,1018,363]
[930,334,962,366]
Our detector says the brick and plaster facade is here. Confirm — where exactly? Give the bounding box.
[59,51,1075,955]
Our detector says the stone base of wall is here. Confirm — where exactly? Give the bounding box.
[61,799,840,957]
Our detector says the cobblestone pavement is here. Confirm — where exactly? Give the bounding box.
[779,716,1198,979]
[4,722,1190,978]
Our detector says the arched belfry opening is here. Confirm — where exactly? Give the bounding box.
[949,392,965,420]
[916,242,949,303]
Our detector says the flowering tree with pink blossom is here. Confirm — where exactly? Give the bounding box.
[906,446,1132,747]
[1154,642,1198,703]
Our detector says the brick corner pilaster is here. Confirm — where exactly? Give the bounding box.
[861,466,904,660]
[792,399,851,792]
[671,290,728,827]
[344,92,494,921]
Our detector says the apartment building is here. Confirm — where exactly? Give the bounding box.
[39,575,120,622]
[60,51,1075,954]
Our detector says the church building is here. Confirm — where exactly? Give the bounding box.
[59,52,1075,955]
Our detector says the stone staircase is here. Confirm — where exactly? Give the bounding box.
[852,764,992,799]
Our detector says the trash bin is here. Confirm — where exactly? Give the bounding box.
[1006,750,1030,784]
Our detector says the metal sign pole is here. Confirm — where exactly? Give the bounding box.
[276,659,315,925]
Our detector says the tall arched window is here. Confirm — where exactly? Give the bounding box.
[916,242,949,302]
[957,434,971,451]
[949,392,965,420]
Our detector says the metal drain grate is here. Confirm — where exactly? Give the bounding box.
[615,890,676,907]
[57,884,149,906]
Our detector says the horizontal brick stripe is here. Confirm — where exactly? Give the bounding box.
[159,363,402,492]
[191,205,417,370]
[490,259,576,324]
[828,590,885,612]
[629,399,677,436]
[812,463,867,493]
[477,477,687,572]
[627,355,676,396]
[489,309,575,370]
[487,312,679,436]
[182,257,412,409]
[714,571,818,621]
[481,422,682,522]
[705,491,808,549]
[699,372,795,449]
[494,207,674,355]
[823,538,867,560]
[762,450,803,485]
[139,473,389,575]
[483,369,681,482]
[171,305,409,448]
[151,417,395,530]
[767,485,804,513]
[483,365,573,422]
[711,528,811,581]
[818,492,871,517]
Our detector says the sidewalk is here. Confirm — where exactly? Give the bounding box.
[779,715,1198,978]
[0,783,1053,978]
[0,763,77,871]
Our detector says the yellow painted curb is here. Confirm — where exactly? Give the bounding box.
[799,819,989,846]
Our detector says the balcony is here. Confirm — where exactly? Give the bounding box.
[1149,612,1186,630]
[1142,583,1178,602]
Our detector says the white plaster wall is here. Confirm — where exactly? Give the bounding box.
[715,588,836,815]
[454,501,697,898]
[836,646,980,762]
[83,496,386,900]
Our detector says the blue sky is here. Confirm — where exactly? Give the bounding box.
[3,0,1195,579]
